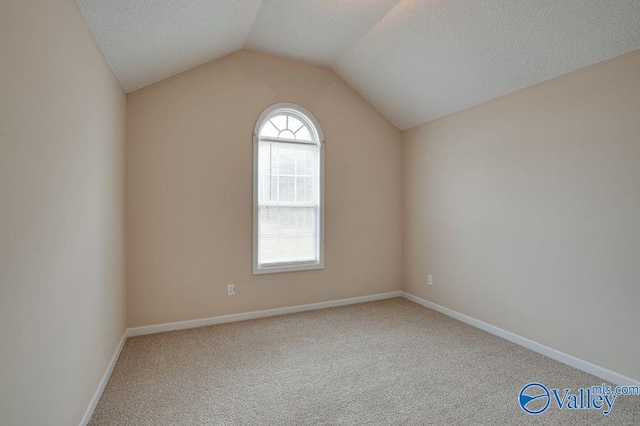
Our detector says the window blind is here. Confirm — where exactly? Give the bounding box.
[257,141,319,266]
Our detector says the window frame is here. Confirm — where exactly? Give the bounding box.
[252,103,325,275]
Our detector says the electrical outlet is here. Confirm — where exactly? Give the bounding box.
[227,284,235,296]
[427,275,434,286]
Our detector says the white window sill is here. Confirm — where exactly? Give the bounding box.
[253,261,325,275]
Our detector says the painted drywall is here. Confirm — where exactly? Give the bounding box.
[0,1,127,425]
[126,50,402,327]
[402,49,640,381]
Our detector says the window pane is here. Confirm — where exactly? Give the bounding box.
[288,115,304,133]
[260,121,279,138]
[270,115,287,131]
[295,126,312,141]
[258,142,317,203]
[270,174,278,202]
[278,176,295,202]
[279,129,296,139]
[258,144,271,202]
[296,176,313,202]
[277,146,296,175]
[258,206,317,265]
[296,149,313,176]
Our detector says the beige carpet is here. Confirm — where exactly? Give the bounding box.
[90,298,640,425]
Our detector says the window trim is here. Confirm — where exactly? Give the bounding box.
[252,103,325,275]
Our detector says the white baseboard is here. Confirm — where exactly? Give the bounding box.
[401,291,639,386]
[80,330,127,426]
[127,291,403,337]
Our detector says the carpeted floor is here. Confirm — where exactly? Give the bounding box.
[90,298,640,425]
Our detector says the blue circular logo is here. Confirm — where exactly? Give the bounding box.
[519,382,550,415]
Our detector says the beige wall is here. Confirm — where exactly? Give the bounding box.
[126,50,402,327]
[402,49,640,381]
[0,1,127,425]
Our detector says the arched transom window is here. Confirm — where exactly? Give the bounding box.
[253,103,324,274]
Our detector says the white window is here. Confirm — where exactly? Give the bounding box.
[253,103,324,274]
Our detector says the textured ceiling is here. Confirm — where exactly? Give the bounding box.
[77,0,640,129]
[76,0,263,92]
[336,0,640,129]
[245,0,401,66]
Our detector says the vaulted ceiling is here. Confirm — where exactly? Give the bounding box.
[77,0,640,130]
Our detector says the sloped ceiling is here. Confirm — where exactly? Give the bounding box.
[77,0,640,130]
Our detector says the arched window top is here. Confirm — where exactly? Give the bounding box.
[255,103,323,145]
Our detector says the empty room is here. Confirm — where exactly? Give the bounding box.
[2,0,640,424]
